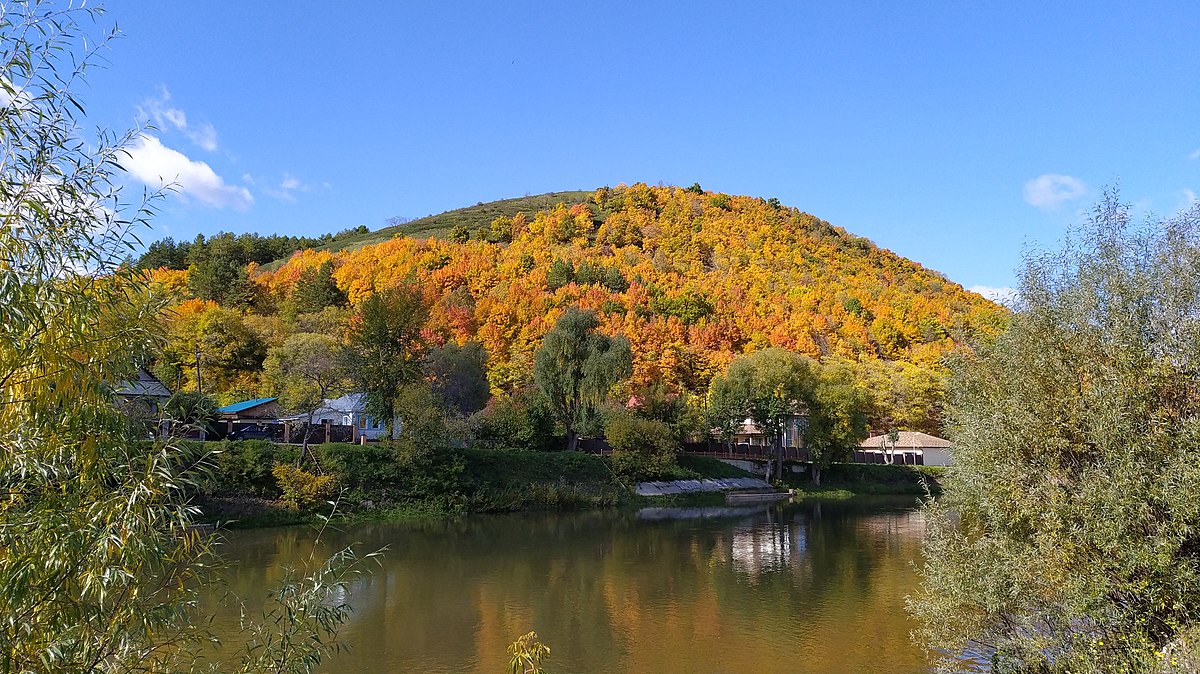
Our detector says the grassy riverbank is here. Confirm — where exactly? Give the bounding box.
[191,440,938,527]
[784,463,945,497]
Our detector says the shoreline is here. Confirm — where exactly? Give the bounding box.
[192,441,941,529]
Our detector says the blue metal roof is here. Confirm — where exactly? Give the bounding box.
[216,397,277,414]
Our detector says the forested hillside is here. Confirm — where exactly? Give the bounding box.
[144,183,1006,434]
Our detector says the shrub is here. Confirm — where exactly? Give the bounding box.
[604,410,679,481]
[271,464,337,510]
[475,392,555,451]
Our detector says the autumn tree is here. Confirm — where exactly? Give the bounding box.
[342,284,429,435]
[534,307,632,451]
[160,303,267,401]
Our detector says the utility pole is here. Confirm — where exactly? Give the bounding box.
[195,345,203,396]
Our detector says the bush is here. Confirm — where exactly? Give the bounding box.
[475,392,555,451]
[604,410,679,481]
[271,464,337,510]
[206,440,294,498]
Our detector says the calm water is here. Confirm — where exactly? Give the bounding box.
[206,497,931,674]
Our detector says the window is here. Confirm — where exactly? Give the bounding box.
[358,416,366,429]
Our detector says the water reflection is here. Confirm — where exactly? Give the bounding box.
[204,497,930,674]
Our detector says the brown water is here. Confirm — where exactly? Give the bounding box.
[207,497,931,674]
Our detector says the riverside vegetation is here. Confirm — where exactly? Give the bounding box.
[910,194,1200,673]
[193,438,944,527]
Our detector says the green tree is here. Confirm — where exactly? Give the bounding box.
[910,193,1200,672]
[708,348,814,481]
[162,390,219,435]
[804,359,869,485]
[546,257,575,290]
[534,307,632,451]
[342,284,429,435]
[284,259,347,319]
[0,4,367,672]
[423,340,490,417]
[263,332,349,454]
[187,255,255,308]
[448,223,470,243]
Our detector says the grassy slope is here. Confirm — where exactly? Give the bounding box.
[260,191,593,271]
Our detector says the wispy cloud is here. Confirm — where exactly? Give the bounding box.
[139,86,219,152]
[120,134,252,210]
[1190,149,1200,161]
[969,285,1017,306]
[259,172,315,202]
[1023,174,1088,210]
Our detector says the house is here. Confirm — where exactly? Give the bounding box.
[306,393,394,441]
[731,414,808,449]
[115,367,173,420]
[216,397,279,421]
[860,431,953,466]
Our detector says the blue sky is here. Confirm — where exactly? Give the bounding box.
[86,1,1200,297]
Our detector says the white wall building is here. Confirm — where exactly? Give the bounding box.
[859,430,953,466]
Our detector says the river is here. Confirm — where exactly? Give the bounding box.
[205,496,931,674]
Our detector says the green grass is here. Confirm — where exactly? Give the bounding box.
[258,191,595,270]
[676,455,756,479]
[784,463,945,495]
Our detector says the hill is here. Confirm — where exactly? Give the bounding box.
[150,183,1006,432]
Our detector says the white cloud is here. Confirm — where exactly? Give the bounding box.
[1023,174,1088,210]
[260,172,311,202]
[969,285,1017,306]
[1190,149,1200,160]
[120,134,252,210]
[139,87,219,152]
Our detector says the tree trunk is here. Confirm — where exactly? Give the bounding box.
[773,436,783,483]
[566,426,578,452]
[811,464,822,486]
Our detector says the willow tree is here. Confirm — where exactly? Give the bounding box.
[0,3,366,672]
[910,193,1200,673]
[534,307,632,451]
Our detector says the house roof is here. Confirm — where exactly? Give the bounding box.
[116,367,172,399]
[217,397,278,414]
[323,393,367,413]
[861,431,952,450]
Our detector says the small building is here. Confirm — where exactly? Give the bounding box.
[860,431,953,466]
[217,397,279,421]
[115,368,173,436]
[731,415,808,450]
[306,393,394,441]
[115,367,173,417]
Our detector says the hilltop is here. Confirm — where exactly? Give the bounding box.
[254,191,594,269]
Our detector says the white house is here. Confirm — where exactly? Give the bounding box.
[307,393,396,441]
[860,431,953,466]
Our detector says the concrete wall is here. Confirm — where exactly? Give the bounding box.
[922,447,953,466]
